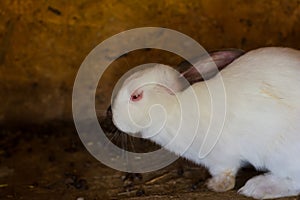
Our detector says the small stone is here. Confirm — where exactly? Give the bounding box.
[177,167,184,176]
[74,179,88,190]
[136,188,145,196]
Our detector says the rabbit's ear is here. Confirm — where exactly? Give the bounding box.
[176,49,244,84]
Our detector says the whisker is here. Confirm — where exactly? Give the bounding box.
[106,132,116,141]
[114,129,122,140]
[121,134,126,166]
[124,134,130,171]
[129,135,136,153]
[121,133,125,150]
[103,129,121,149]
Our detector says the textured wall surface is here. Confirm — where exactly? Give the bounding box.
[1,0,300,126]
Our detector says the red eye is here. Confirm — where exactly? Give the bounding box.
[130,91,143,102]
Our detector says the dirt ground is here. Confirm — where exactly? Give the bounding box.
[0,121,299,200]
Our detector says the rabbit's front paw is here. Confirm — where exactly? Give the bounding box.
[238,173,299,199]
[207,171,235,192]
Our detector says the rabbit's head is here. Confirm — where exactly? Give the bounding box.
[112,64,182,134]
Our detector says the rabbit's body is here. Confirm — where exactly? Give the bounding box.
[112,47,300,199]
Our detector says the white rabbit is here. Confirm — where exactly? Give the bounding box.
[111,47,300,199]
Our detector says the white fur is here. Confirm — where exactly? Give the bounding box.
[112,47,300,199]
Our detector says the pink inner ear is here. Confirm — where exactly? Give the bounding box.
[130,90,143,102]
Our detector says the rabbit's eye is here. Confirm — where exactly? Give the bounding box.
[130,91,143,102]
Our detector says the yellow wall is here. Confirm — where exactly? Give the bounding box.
[1,0,300,125]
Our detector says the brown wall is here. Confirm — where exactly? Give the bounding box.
[1,0,300,126]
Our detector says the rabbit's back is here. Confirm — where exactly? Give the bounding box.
[215,47,300,170]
